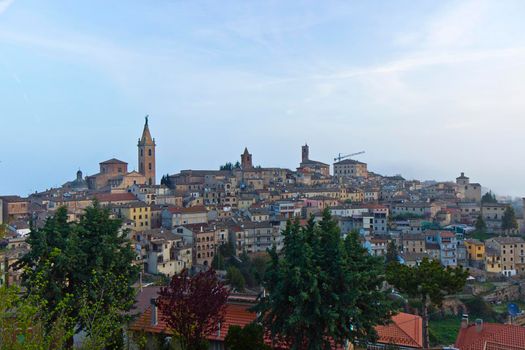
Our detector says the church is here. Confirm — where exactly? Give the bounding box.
[66,117,156,192]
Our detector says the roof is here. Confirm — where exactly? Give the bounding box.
[334,159,366,165]
[375,312,423,348]
[100,158,128,165]
[166,205,208,214]
[487,236,525,244]
[455,322,525,350]
[92,192,137,202]
[139,116,154,145]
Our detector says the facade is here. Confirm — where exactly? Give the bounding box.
[333,159,368,178]
[485,236,525,276]
[112,202,151,231]
[162,206,208,228]
[240,147,253,170]
[456,172,481,202]
[298,144,330,177]
[0,196,30,224]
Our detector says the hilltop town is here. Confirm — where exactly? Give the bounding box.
[2,118,525,349]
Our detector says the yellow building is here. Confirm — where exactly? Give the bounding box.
[485,248,502,274]
[112,202,151,231]
[465,239,485,261]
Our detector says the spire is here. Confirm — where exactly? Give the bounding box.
[139,115,154,145]
[243,147,249,155]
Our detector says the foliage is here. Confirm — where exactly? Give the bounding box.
[502,206,518,232]
[391,213,425,220]
[0,283,72,350]
[474,215,487,234]
[481,191,498,203]
[17,203,139,345]
[0,223,7,240]
[255,210,396,350]
[220,162,241,171]
[226,266,245,292]
[428,315,461,347]
[386,259,468,348]
[211,252,226,270]
[224,323,270,350]
[157,269,229,350]
[385,241,398,265]
[160,174,173,188]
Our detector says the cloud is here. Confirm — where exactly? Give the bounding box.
[0,0,14,15]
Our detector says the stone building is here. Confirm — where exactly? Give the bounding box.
[138,116,156,185]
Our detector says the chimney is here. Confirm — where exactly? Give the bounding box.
[150,298,158,326]
[475,318,483,333]
[461,314,469,329]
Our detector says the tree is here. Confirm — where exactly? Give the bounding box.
[157,269,229,350]
[224,323,270,350]
[17,203,139,346]
[481,191,497,203]
[220,162,234,171]
[212,251,226,270]
[386,259,468,349]
[385,241,398,265]
[475,215,487,233]
[255,210,395,349]
[226,266,246,292]
[502,206,518,233]
[160,174,172,188]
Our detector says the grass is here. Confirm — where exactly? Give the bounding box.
[429,315,461,347]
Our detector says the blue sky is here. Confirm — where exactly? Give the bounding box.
[1,0,525,197]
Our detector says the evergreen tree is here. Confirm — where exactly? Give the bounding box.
[502,206,518,232]
[481,191,498,203]
[212,251,226,270]
[18,203,139,346]
[475,215,487,233]
[255,210,395,349]
[385,240,399,265]
[386,259,468,349]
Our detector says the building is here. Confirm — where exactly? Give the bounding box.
[465,238,485,268]
[240,147,253,170]
[455,318,525,350]
[333,159,368,178]
[162,206,208,229]
[456,172,481,202]
[138,116,156,185]
[485,236,525,276]
[112,202,151,231]
[0,196,30,224]
[297,144,330,177]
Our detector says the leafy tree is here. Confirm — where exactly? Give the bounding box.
[224,323,270,350]
[475,215,487,233]
[0,223,6,240]
[386,259,468,349]
[255,210,395,349]
[502,206,518,232]
[481,191,498,203]
[385,241,398,265]
[17,203,139,346]
[157,269,229,350]
[226,266,246,292]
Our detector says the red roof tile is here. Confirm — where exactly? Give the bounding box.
[93,192,137,202]
[375,312,423,348]
[455,323,525,350]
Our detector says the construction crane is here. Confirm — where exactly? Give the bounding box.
[334,151,365,162]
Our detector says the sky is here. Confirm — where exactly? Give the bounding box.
[1,0,524,197]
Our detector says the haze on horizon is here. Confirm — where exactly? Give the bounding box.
[1,0,524,198]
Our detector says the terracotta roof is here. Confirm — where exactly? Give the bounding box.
[92,192,137,202]
[455,322,525,350]
[100,158,128,165]
[167,206,208,214]
[375,312,423,348]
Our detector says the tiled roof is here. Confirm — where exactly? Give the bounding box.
[375,312,423,348]
[455,323,525,350]
[93,192,137,202]
[100,158,128,165]
[167,205,208,214]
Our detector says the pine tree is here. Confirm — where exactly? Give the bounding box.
[255,210,395,349]
[224,323,270,350]
[502,206,518,233]
[475,215,487,233]
[385,241,398,265]
[18,203,139,346]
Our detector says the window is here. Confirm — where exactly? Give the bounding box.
[148,149,152,156]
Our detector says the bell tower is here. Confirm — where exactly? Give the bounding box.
[138,115,156,185]
[241,147,253,170]
[302,143,309,163]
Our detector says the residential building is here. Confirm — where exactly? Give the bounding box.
[162,206,208,229]
[333,159,368,178]
[456,172,482,202]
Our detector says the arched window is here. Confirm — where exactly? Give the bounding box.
[148,149,152,156]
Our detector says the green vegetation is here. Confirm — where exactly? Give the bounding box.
[226,266,246,292]
[429,315,461,346]
[160,173,173,187]
[391,213,425,220]
[387,259,468,349]
[224,323,270,350]
[475,215,487,234]
[502,206,518,232]
[17,203,139,348]
[469,230,492,241]
[219,162,241,171]
[385,240,398,265]
[482,191,498,203]
[255,209,396,349]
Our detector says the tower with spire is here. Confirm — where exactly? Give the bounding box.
[138,115,156,185]
[241,147,253,170]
